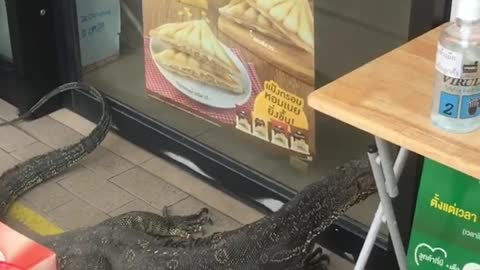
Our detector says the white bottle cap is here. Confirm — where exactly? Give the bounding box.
[456,0,480,21]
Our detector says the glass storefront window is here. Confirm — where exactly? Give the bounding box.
[0,0,12,62]
[78,0,440,238]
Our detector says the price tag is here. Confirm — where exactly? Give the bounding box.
[436,42,463,79]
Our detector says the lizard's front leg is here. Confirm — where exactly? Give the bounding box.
[163,206,212,236]
[100,209,211,239]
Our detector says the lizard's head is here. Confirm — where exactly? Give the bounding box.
[252,158,376,270]
[263,157,376,265]
[289,157,377,218]
[339,157,377,205]
[321,157,376,209]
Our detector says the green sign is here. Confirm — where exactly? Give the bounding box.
[407,159,480,270]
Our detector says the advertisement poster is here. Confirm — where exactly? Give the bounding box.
[143,0,316,158]
[407,159,480,270]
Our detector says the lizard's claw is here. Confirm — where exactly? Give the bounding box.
[163,206,170,217]
[303,247,330,270]
[199,207,209,215]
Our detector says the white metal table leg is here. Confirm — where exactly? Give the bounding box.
[375,138,400,197]
[354,143,410,270]
[372,137,408,270]
[354,204,384,270]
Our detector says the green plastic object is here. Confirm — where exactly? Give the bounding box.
[407,158,480,270]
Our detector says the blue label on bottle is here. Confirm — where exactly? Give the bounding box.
[439,91,460,118]
[460,93,480,119]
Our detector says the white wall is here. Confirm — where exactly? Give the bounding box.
[0,0,13,61]
[76,0,120,68]
[451,0,459,21]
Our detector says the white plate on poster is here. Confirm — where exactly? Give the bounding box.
[150,37,252,109]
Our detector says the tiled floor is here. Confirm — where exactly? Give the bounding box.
[0,98,353,269]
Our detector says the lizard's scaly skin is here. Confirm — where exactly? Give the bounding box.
[0,83,377,270]
[46,158,375,270]
[0,82,111,217]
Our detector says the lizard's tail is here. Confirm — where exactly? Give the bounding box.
[0,82,111,218]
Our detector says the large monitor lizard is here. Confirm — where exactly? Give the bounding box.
[0,82,377,270]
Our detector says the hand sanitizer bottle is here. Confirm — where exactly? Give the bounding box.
[431,0,480,133]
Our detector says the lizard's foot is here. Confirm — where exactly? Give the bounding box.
[163,207,209,220]
[146,207,212,239]
[168,207,212,237]
[303,247,330,270]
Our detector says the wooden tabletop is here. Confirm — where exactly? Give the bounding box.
[308,24,480,180]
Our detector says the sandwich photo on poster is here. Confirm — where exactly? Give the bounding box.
[143,0,316,159]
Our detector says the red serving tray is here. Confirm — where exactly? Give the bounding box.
[0,222,56,270]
